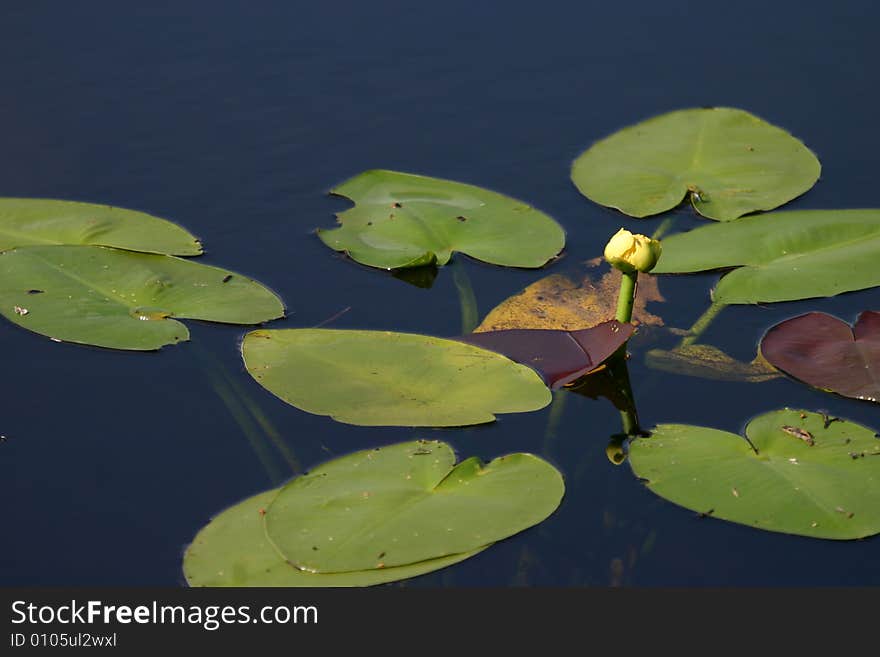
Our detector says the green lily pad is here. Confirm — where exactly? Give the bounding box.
[0,245,284,350]
[0,198,202,255]
[652,209,880,303]
[184,489,486,587]
[241,328,552,427]
[265,440,565,573]
[629,409,880,539]
[317,169,566,269]
[571,108,820,221]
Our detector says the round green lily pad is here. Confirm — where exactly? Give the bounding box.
[629,409,880,539]
[317,169,566,269]
[241,328,552,427]
[0,198,202,254]
[0,245,284,350]
[184,489,486,587]
[264,440,565,573]
[571,108,820,221]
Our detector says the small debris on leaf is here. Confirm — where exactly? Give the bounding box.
[781,425,815,446]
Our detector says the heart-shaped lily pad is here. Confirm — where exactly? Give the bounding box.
[265,440,565,573]
[761,311,880,403]
[184,489,486,587]
[242,328,551,426]
[653,209,880,303]
[0,198,202,254]
[629,409,880,539]
[458,320,634,388]
[571,108,820,221]
[317,169,566,269]
[0,245,284,350]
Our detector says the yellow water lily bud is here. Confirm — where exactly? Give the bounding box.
[604,228,662,273]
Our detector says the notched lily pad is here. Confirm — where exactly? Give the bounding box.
[241,328,552,427]
[571,107,820,221]
[629,409,880,539]
[645,343,781,383]
[184,489,486,587]
[317,169,566,270]
[653,209,880,304]
[0,245,285,350]
[761,311,880,403]
[265,440,565,573]
[459,320,634,388]
[0,198,202,255]
[475,263,664,332]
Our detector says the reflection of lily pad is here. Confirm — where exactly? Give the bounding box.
[761,311,880,403]
[653,209,880,303]
[475,264,664,332]
[645,344,780,383]
[242,329,551,427]
[317,170,565,269]
[459,320,634,388]
[266,440,565,573]
[0,245,284,350]
[629,409,880,540]
[184,489,485,587]
[0,198,202,254]
[571,108,820,221]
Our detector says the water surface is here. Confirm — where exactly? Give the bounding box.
[1,0,879,586]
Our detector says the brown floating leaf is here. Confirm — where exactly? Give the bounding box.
[645,344,781,383]
[474,263,664,333]
[458,320,634,389]
[760,311,880,403]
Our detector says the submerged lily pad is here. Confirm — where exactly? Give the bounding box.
[0,198,202,255]
[474,264,664,332]
[317,169,565,269]
[571,108,820,221]
[645,344,781,383]
[242,329,551,426]
[0,245,284,350]
[629,409,880,539]
[265,440,565,573]
[184,489,485,587]
[653,209,880,303]
[459,320,634,388]
[761,311,880,403]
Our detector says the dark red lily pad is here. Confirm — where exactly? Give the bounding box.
[458,320,634,389]
[760,311,880,403]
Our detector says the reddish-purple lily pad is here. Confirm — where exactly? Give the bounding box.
[458,320,634,389]
[760,311,880,403]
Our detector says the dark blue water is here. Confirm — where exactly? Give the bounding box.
[2,0,879,586]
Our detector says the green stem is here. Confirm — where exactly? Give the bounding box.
[615,270,638,324]
[650,216,675,241]
[191,343,302,482]
[608,355,640,435]
[451,259,479,334]
[679,300,726,347]
[604,356,641,466]
[541,388,569,456]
